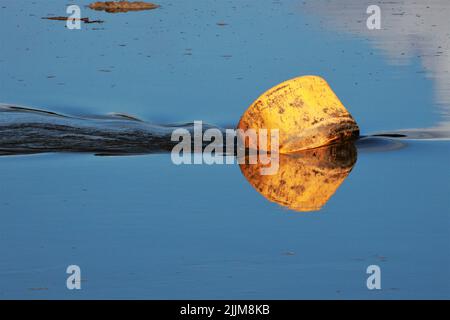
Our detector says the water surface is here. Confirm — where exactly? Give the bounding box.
[0,0,449,299]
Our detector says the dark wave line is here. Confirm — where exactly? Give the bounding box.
[1,104,448,156]
[0,105,221,156]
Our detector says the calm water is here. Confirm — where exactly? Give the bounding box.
[0,0,449,299]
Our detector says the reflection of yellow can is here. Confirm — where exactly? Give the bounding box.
[240,142,357,212]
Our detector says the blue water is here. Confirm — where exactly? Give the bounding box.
[0,0,449,299]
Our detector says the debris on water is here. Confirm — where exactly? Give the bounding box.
[237,76,360,153]
[42,16,104,24]
[88,1,160,13]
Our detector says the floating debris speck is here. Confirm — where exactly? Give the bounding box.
[88,1,160,13]
[42,16,104,24]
